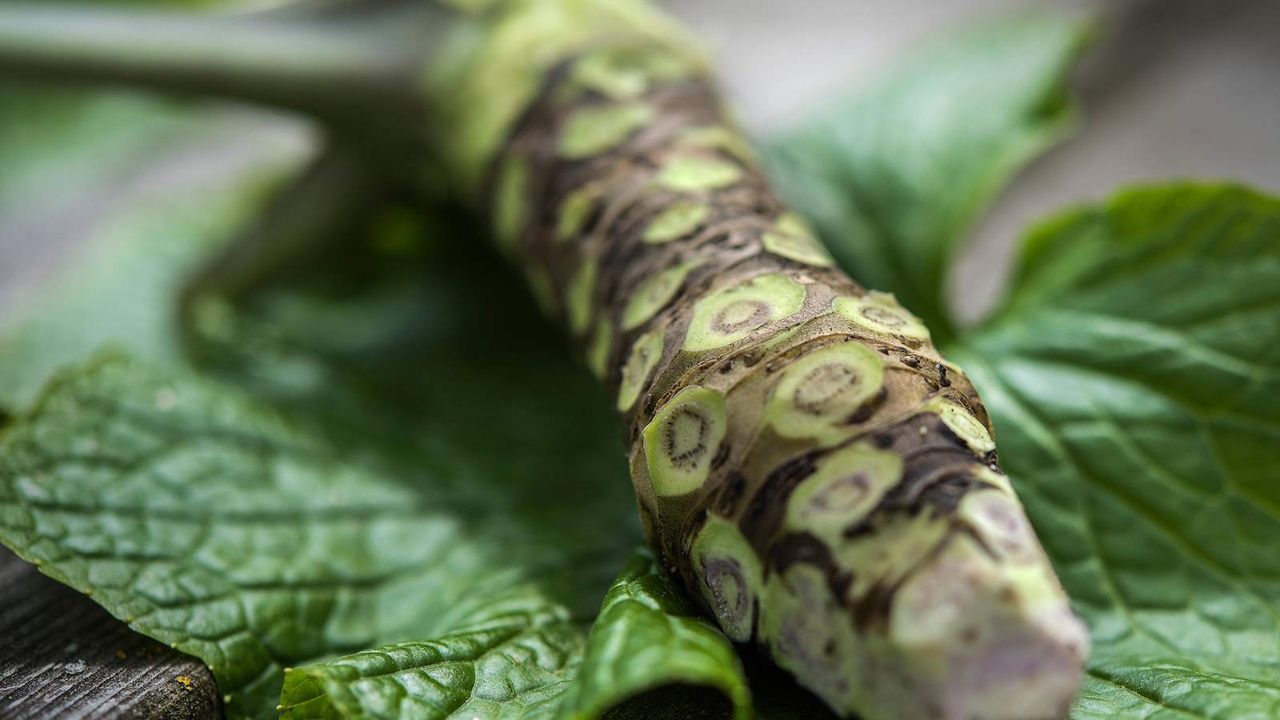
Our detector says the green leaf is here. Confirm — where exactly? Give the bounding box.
[0,342,753,719]
[953,184,1280,718]
[765,12,1090,337]
[555,552,750,720]
[278,551,752,720]
[2,355,486,717]
[278,613,584,720]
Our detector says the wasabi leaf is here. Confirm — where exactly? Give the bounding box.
[555,552,751,720]
[765,12,1090,335]
[278,552,751,720]
[3,355,483,717]
[278,613,584,719]
[953,184,1280,718]
[0,340,753,719]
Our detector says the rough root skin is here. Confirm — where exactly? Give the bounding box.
[480,34,1088,720]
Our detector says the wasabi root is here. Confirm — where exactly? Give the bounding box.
[434,1,1090,717]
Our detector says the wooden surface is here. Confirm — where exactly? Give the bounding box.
[0,547,219,719]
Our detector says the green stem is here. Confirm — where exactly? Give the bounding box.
[0,4,430,124]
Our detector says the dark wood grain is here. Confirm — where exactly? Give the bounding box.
[0,547,220,720]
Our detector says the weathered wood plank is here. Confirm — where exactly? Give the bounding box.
[0,547,220,720]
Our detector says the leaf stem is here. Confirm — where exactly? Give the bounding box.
[0,4,432,124]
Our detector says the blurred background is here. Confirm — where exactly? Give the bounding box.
[2,0,1279,323]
